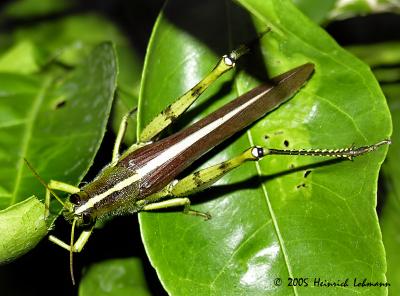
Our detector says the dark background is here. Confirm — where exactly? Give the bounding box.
[0,1,399,295]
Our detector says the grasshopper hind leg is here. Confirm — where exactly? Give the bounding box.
[139,147,264,220]
[140,140,390,219]
[137,41,257,143]
[112,108,137,162]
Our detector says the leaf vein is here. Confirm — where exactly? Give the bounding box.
[9,78,52,206]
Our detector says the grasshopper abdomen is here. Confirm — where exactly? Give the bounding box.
[117,63,314,197]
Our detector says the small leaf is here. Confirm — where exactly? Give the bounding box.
[79,258,151,296]
[0,197,47,263]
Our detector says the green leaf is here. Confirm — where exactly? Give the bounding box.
[380,84,400,295]
[291,0,337,24]
[0,41,42,74]
[346,42,400,68]
[0,42,117,262]
[329,0,400,21]
[2,0,73,19]
[10,13,142,145]
[11,14,129,66]
[79,258,151,296]
[0,197,47,263]
[138,0,391,294]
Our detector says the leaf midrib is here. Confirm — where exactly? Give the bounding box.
[10,77,52,206]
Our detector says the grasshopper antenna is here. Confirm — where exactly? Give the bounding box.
[228,27,271,61]
[70,219,77,285]
[23,158,65,207]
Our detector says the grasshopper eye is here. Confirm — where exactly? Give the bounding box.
[69,193,81,205]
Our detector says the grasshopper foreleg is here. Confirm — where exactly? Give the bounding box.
[45,180,79,218]
[45,180,94,254]
[48,227,93,253]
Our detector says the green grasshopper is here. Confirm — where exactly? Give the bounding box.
[27,38,390,284]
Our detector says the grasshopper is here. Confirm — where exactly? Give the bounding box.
[26,37,390,284]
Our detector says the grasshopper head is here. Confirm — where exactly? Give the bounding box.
[63,191,95,227]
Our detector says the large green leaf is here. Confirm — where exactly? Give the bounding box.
[138,0,391,295]
[9,14,142,143]
[0,42,117,262]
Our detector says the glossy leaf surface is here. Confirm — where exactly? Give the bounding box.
[138,0,391,295]
[0,43,117,261]
[79,258,151,296]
